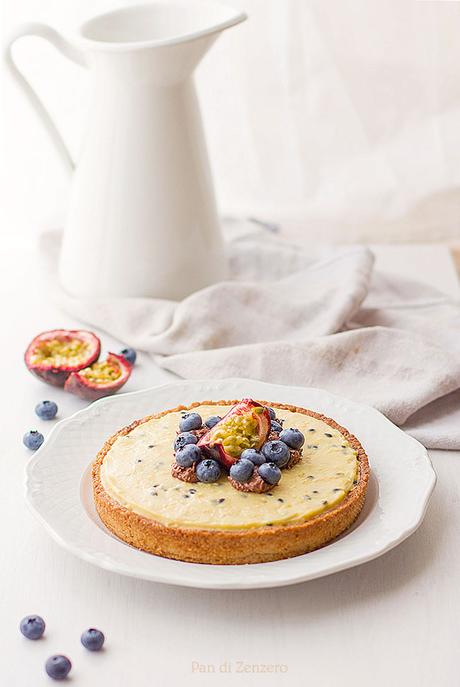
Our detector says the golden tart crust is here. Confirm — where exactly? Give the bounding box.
[92,400,370,565]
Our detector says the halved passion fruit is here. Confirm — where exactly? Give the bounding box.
[24,329,101,387]
[198,399,270,469]
[64,352,132,401]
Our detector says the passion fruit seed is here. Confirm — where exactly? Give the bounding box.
[212,413,260,458]
[80,360,121,384]
[30,338,90,367]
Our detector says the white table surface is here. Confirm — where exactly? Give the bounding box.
[1,235,459,687]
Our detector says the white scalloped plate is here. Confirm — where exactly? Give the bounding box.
[26,378,436,589]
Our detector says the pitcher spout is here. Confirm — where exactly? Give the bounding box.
[79,2,247,50]
[78,2,246,82]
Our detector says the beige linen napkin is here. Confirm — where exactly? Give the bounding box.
[40,223,460,449]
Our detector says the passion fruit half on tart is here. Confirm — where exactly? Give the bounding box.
[24,329,101,387]
[198,398,270,469]
[64,352,132,401]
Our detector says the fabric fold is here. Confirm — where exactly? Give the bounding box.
[39,225,460,449]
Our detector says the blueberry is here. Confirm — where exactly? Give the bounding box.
[240,448,265,466]
[81,628,105,651]
[266,407,276,420]
[179,412,202,432]
[35,400,58,421]
[175,444,202,467]
[261,440,290,468]
[196,459,221,483]
[174,432,198,451]
[19,615,45,640]
[45,655,72,680]
[271,420,283,433]
[279,428,305,450]
[120,347,137,365]
[205,415,221,429]
[23,430,44,450]
[229,458,254,483]
[259,462,282,485]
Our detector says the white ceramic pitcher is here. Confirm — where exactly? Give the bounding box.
[5,2,246,299]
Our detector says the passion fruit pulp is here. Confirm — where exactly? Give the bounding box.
[24,329,101,387]
[64,352,132,401]
[198,399,270,469]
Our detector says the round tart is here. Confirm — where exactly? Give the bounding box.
[92,400,369,565]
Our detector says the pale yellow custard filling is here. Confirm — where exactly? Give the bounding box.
[100,404,358,531]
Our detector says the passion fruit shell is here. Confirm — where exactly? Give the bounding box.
[24,329,101,387]
[64,352,132,401]
[198,399,270,469]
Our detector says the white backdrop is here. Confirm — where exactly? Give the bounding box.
[3,0,460,242]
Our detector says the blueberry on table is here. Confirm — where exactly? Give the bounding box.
[175,444,202,467]
[240,448,265,466]
[179,412,202,432]
[229,458,254,483]
[81,627,105,651]
[279,428,305,450]
[196,459,221,483]
[35,400,58,421]
[259,462,282,485]
[120,347,137,365]
[261,440,290,468]
[174,432,198,451]
[23,430,44,450]
[205,415,221,429]
[45,655,72,680]
[19,615,45,640]
[271,420,283,433]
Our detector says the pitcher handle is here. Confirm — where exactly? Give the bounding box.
[4,23,86,175]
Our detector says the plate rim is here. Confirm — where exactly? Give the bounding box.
[25,378,437,589]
